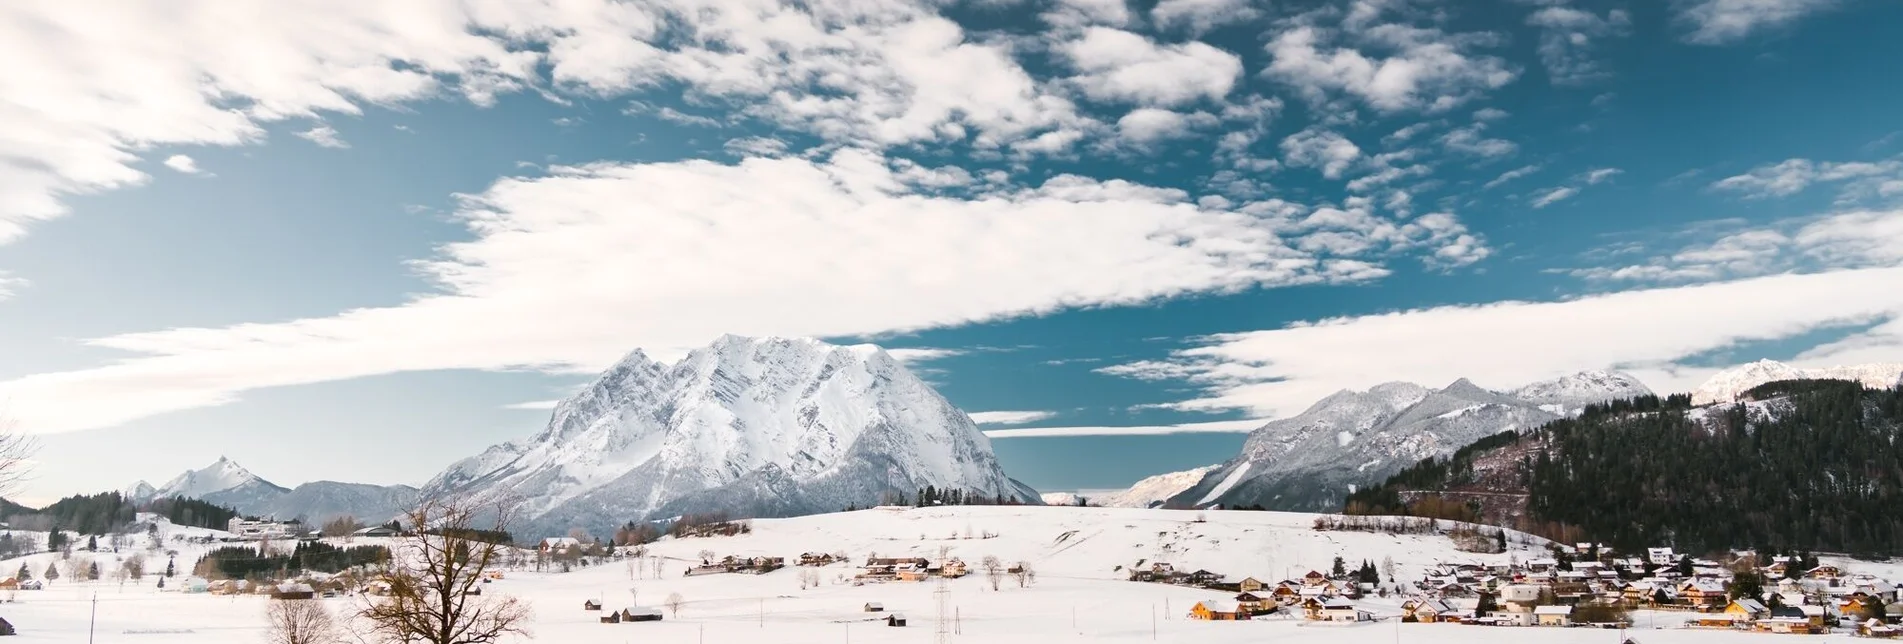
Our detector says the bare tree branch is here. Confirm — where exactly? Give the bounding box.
[352,497,532,644]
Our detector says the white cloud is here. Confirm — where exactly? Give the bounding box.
[1117,109,1216,144]
[1098,266,1903,417]
[1440,123,1517,158]
[1042,0,1132,30]
[1580,167,1623,184]
[161,155,202,174]
[501,399,560,410]
[886,347,966,363]
[294,125,349,149]
[1281,127,1362,179]
[1151,0,1259,35]
[982,418,1262,438]
[1530,186,1578,208]
[0,149,1488,434]
[967,410,1059,425]
[723,136,790,157]
[1569,209,1903,283]
[1261,14,1517,113]
[1484,164,1541,189]
[0,273,23,301]
[1677,0,1839,45]
[1711,158,1903,203]
[0,0,1092,249]
[1060,28,1242,107]
[1526,6,1631,84]
[1472,108,1510,122]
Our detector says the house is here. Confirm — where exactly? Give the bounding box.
[799,552,837,566]
[1320,598,1368,622]
[600,612,621,624]
[1234,592,1268,613]
[1679,579,1726,607]
[273,583,316,600]
[1187,570,1223,587]
[0,578,16,591]
[538,537,581,553]
[584,600,602,611]
[1805,565,1843,580]
[19,580,41,591]
[1189,600,1251,621]
[1692,614,1745,629]
[1303,570,1328,586]
[1724,598,1769,621]
[352,525,400,538]
[1534,605,1573,626]
[1646,548,1676,566]
[939,559,968,578]
[180,577,210,594]
[1404,598,1454,623]
[620,607,663,622]
[228,517,297,539]
[886,614,908,627]
[1861,618,1902,638]
[1237,577,1266,592]
[1758,607,1819,634]
[864,602,885,613]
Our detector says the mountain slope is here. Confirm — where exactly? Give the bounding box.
[1091,465,1217,508]
[1691,359,1903,405]
[268,482,419,524]
[1167,371,1648,513]
[1347,378,1903,556]
[423,335,1040,537]
[141,458,416,522]
[155,457,290,514]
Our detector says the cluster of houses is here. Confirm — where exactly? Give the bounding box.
[855,556,968,583]
[687,555,786,576]
[1143,564,1375,623]
[585,600,664,624]
[1395,545,1903,635]
[225,517,304,541]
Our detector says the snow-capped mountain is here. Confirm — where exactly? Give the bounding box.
[1510,370,1654,415]
[1091,465,1218,509]
[139,458,417,523]
[1166,371,1650,512]
[1039,492,1084,506]
[156,456,291,512]
[423,335,1041,537]
[1692,359,1903,405]
[124,480,158,502]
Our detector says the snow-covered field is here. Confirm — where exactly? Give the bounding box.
[0,506,1887,642]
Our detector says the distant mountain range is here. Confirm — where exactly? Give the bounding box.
[1689,359,1903,405]
[126,457,416,524]
[422,335,1041,538]
[1164,371,1653,512]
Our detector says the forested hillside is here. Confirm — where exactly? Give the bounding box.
[3,492,241,534]
[1346,380,1903,557]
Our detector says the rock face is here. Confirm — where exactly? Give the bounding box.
[1691,359,1903,405]
[1166,371,1651,512]
[422,335,1040,538]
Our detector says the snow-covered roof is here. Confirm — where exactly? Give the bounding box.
[622,606,662,616]
[1534,606,1572,615]
[1198,600,1241,613]
[1322,598,1355,609]
[1731,599,1767,614]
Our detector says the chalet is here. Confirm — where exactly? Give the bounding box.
[1403,598,1455,623]
[1862,619,1902,638]
[621,607,663,622]
[1233,592,1268,614]
[1189,600,1251,621]
[940,559,968,578]
[886,614,908,627]
[1679,579,1726,608]
[584,600,602,611]
[1724,599,1769,622]
[1270,582,1302,604]
[799,553,837,566]
[1238,577,1266,593]
[0,578,16,591]
[1151,563,1176,576]
[1320,598,1370,622]
[1533,605,1573,626]
[272,583,316,600]
[1303,570,1328,586]
[1692,613,1745,629]
[1756,608,1816,635]
[1805,565,1843,580]
[751,556,786,570]
[864,602,885,613]
[600,612,620,624]
[538,537,581,554]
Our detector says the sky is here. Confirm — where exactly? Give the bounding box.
[3,0,1903,506]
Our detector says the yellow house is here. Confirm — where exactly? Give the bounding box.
[1190,600,1251,621]
[1724,599,1768,621]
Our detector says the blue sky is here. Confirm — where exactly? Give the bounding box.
[4,0,1903,505]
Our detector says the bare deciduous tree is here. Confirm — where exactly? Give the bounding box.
[322,516,362,538]
[267,597,338,644]
[124,554,146,580]
[352,498,531,644]
[981,555,1003,591]
[1011,561,1034,588]
[665,592,684,617]
[0,413,35,499]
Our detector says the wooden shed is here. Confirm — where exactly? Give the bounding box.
[886,614,907,627]
[584,600,602,611]
[863,602,885,612]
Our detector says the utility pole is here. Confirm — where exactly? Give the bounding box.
[934,575,952,644]
[88,593,98,644]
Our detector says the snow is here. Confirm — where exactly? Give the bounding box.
[1691,359,1903,405]
[2,505,1865,644]
[424,336,1037,537]
[1091,466,1218,509]
[1197,465,1251,505]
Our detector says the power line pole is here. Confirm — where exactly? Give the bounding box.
[934,574,952,644]
[88,593,98,644]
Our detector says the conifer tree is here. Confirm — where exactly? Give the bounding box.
[15,562,27,581]
[43,562,58,581]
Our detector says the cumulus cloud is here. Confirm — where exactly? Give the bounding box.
[1060,28,1242,107]
[1281,127,1362,179]
[295,125,349,149]
[1526,6,1631,84]
[1117,108,1217,144]
[1261,7,1517,113]
[1440,123,1517,158]
[1151,0,1259,34]
[161,155,203,174]
[1711,158,1903,203]
[967,410,1059,425]
[0,149,1489,434]
[1042,0,1133,30]
[1676,0,1839,45]
[1097,266,1903,417]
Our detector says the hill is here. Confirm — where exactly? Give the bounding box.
[1345,379,1903,557]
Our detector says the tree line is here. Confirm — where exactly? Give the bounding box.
[3,491,241,535]
[195,541,392,580]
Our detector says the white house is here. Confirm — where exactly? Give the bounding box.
[1321,598,1371,622]
[1534,605,1572,626]
[227,517,295,539]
